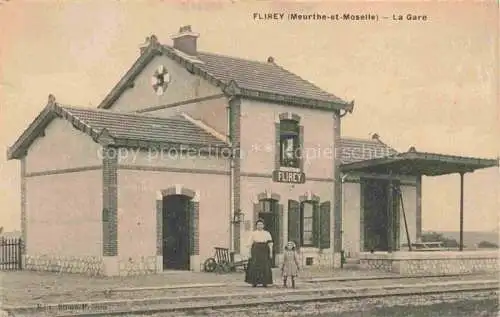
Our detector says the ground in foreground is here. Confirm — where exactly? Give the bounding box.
[122,291,498,317]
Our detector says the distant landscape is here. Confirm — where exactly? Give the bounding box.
[424,230,499,248]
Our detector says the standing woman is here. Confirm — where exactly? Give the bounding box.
[245,218,273,287]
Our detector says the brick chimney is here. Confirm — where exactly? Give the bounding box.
[171,25,199,56]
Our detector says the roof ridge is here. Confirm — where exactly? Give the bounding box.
[196,49,273,66]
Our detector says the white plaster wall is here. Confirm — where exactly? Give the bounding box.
[116,151,230,264]
[23,116,103,257]
[105,54,229,138]
[107,55,229,132]
[342,182,361,257]
[26,170,102,256]
[146,96,228,136]
[400,185,417,246]
[239,176,334,258]
[25,118,102,174]
[109,55,221,112]
[117,148,229,171]
[240,99,335,179]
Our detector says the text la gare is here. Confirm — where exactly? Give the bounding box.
[393,14,428,21]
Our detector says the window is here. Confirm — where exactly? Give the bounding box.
[300,202,314,246]
[279,119,300,168]
[259,199,275,214]
[288,199,331,249]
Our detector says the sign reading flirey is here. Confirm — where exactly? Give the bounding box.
[273,170,306,184]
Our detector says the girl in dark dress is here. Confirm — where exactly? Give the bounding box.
[245,218,273,287]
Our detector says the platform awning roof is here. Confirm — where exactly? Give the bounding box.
[340,147,499,177]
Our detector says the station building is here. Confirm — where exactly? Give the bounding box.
[8,26,497,276]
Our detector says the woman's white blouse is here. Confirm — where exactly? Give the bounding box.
[247,230,273,246]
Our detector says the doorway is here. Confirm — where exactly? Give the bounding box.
[258,199,279,267]
[362,179,389,252]
[162,194,191,270]
[362,178,400,252]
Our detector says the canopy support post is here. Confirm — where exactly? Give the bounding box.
[459,171,465,251]
[387,178,394,253]
[416,175,422,241]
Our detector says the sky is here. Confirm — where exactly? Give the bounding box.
[0,0,498,233]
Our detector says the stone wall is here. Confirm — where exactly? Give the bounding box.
[298,249,339,269]
[24,254,104,276]
[359,251,499,276]
[24,254,163,277]
[359,257,392,272]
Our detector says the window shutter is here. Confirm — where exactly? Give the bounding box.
[298,125,304,171]
[312,202,320,247]
[360,179,366,251]
[319,201,331,249]
[156,201,163,256]
[253,203,260,230]
[187,200,192,255]
[278,204,284,252]
[287,200,300,250]
[188,200,200,255]
[275,123,281,170]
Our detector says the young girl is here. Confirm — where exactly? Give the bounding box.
[281,241,300,288]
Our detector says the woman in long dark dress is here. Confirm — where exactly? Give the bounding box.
[245,218,273,287]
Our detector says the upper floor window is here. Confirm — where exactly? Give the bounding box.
[279,119,300,168]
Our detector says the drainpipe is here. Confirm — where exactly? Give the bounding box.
[340,173,349,268]
[227,101,235,253]
[229,158,235,252]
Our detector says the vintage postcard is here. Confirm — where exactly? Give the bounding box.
[0,0,498,316]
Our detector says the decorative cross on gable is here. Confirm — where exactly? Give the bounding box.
[151,65,171,96]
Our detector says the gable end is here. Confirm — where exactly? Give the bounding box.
[96,32,355,113]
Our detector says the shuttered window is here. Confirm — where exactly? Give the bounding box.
[289,200,331,249]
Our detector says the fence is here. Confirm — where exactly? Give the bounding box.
[0,237,23,270]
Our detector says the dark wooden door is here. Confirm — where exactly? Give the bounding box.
[163,195,191,270]
[362,178,389,251]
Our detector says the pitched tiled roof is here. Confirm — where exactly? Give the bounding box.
[98,39,354,111]
[7,104,228,160]
[59,106,227,146]
[339,137,398,165]
[194,50,347,104]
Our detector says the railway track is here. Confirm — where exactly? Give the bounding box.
[7,278,497,317]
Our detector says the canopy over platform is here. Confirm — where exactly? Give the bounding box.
[340,147,499,176]
[340,146,498,253]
